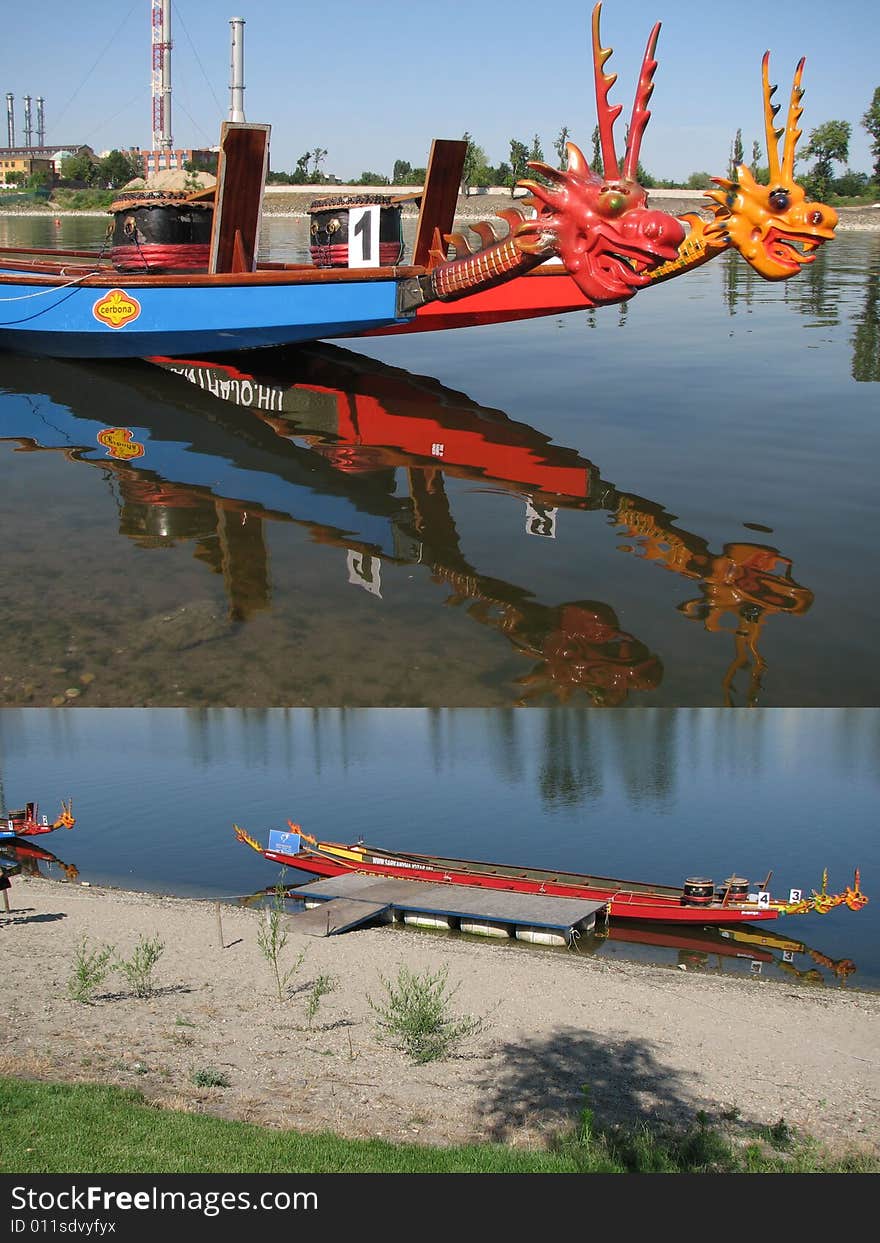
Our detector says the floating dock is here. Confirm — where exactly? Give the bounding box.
[284,872,607,946]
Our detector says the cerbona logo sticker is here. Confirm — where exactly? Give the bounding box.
[92,289,141,329]
[96,427,145,461]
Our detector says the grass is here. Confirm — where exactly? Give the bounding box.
[0,1078,875,1174]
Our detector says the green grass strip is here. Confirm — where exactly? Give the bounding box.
[1,1078,875,1174]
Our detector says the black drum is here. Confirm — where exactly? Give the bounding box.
[308,194,404,268]
[719,876,750,902]
[109,190,213,272]
[682,877,715,906]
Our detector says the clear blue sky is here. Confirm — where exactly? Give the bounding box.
[1,1,876,181]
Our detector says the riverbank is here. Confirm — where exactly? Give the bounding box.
[1,199,878,229]
[1,876,876,1157]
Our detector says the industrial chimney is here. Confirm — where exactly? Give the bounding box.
[151,0,173,151]
[5,93,14,148]
[36,96,45,147]
[229,17,246,122]
[23,95,32,147]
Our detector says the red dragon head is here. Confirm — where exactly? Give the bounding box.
[515,3,685,302]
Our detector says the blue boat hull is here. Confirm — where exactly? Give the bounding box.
[0,270,413,358]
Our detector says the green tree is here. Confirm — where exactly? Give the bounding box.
[750,140,763,179]
[60,151,97,186]
[310,147,328,181]
[686,171,714,190]
[863,86,880,183]
[729,128,744,178]
[554,126,570,169]
[508,139,529,193]
[528,133,544,163]
[392,158,413,184]
[803,120,850,199]
[95,149,142,189]
[590,124,602,173]
[461,132,490,188]
[354,170,389,185]
[4,171,27,187]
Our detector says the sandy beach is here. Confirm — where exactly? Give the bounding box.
[1,875,877,1156]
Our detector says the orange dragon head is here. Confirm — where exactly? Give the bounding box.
[704,54,837,279]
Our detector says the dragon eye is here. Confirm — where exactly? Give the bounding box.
[599,187,628,216]
[769,188,791,213]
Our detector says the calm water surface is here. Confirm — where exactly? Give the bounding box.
[1,707,876,990]
[0,218,878,707]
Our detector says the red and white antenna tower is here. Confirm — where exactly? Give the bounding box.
[151,0,172,150]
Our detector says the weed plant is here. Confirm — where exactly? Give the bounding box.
[369,965,483,1064]
[115,935,165,999]
[257,883,306,1002]
[67,938,115,1005]
[191,1068,231,1089]
[306,974,337,1028]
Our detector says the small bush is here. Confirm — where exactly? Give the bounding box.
[306,974,337,1028]
[369,965,484,1064]
[67,937,115,1004]
[115,935,165,999]
[257,882,306,1002]
[191,1068,230,1089]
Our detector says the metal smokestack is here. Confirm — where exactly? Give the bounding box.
[23,94,32,146]
[229,17,246,123]
[5,94,14,148]
[36,96,45,146]
[151,0,173,151]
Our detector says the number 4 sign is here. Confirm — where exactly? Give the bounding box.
[349,206,381,268]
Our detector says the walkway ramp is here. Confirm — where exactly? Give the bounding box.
[291,872,606,934]
[285,896,389,937]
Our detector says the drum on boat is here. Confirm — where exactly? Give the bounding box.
[108,190,213,272]
[308,194,405,268]
[681,877,715,906]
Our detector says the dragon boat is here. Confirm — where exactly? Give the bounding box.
[0,5,835,359]
[1,799,75,840]
[234,823,868,927]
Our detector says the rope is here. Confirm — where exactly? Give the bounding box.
[0,270,97,302]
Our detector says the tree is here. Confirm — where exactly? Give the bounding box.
[4,170,27,187]
[354,170,389,185]
[508,139,529,193]
[554,126,570,169]
[729,128,744,178]
[461,132,490,188]
[803,120,850,199]
[750,140,763,179]
[60,151,97,186]
[392,159,413,184]
[528,133,544,163]
[96,149,142,189]
[863,86,880,183]
[590,125,602,173]
[686,171,714,190]
[311,147,328,180]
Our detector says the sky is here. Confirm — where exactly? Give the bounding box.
[1,1,876,182]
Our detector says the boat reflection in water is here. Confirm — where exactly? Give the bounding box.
[0,838,79,882]
[3,344,813,704]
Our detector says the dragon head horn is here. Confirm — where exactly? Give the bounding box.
[762,52,805,183]
[622,20,661,180]
[591,3,624,179]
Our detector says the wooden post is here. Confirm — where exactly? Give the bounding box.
[215,902,224,949]
[2,886,10,913]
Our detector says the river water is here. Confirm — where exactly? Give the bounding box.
[1,218,878,708]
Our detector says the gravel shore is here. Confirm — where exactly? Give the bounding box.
[1,876,877,1155]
